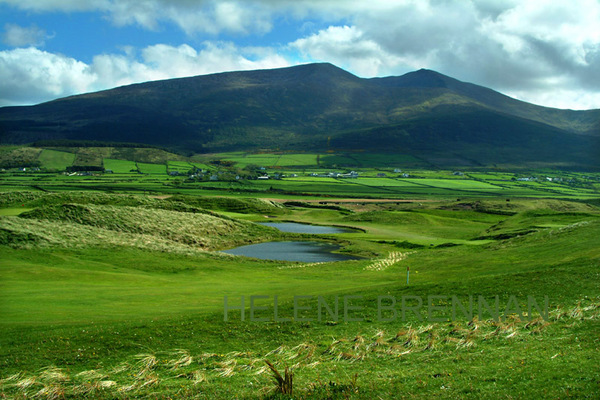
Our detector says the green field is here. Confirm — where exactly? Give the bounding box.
[168,161,194,173]
[103,158,138,173]
[38,149,76,170]
[137,162,167,175]
[0,151,599,398]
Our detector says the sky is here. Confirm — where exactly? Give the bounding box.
[0,0,599,110]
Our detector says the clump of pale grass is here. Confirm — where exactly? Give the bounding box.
[467,316,481,331]
[385,345,411,357]
[119,382,138,392]
[216,358,237,377]
[367,336,387,351]
[550,306,568,321]
[75,369,107,380]
[134,353,157,375]
[391,328,408,342]
[15,376,38,390]
[525,316,550,334]
[457,332,477,348]
[569,303,584,319]
[265,345,287,357]
[417,325,434,334]
[402,327,419,348]
[0,372,23,384]
[424,331,439,351]
[98,380,117,389]
[139,373,160,388]
[167,349,193,369]
[34,384,65,400]
[288,343,315,360]
[353,335,365,350]
[335,352,363,362]
[217,365,236,378]
[191,370,207,385]
[505,330,518,339]
[323,339,347,355]
[39,366,69,383]
[254,366,269,375]
[108,362,130,374]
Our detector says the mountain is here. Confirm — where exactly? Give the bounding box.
[1,63,598,167]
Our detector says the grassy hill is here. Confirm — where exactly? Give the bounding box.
[0,192,599,398]
[1,63,598,167]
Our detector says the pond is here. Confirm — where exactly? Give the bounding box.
[258,222,355,234]
[222,241,361,263]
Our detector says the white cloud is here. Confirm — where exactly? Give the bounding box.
[289,25,405,77]
[508,88,600,111]
[0,47,94,105]
[0,0,275,35]
[0,42,290,106]
[2,23,51,47]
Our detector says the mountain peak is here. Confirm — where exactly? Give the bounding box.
[390,68,452,88]
[276,62,359,82]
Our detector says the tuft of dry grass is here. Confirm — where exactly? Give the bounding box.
[167,349,193,369]
[216,361,237,378]
[35,385,66,400]
[39,366,69,383]
[403,327,419,348]
[288,343,316,361]
[75,369,107,380]
[323,338,348,355]
[353,335,365,350]
[265,345,287,357]
[15,377,38,390]
[367,336,388,351]
[139,374,160,388]
[424,331,439,351]
[457,332,477,348]
[0,372,23,384]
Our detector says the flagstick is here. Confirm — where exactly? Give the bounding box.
[406,265,410,285]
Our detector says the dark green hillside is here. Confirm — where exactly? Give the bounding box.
[1,63,598,167]
[333,105,598,165]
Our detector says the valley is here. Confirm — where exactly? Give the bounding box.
[1,148,599,398]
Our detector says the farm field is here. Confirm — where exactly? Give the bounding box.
[38,149,76,171]
[137,162,167,175]
[103,158,138,174]
[0,150,599,398]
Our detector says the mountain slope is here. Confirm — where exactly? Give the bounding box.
[0,63,598,167]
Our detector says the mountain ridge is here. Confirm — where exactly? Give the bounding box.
[1,63,598,167]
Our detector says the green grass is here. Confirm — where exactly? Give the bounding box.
[137,162,167,174]
[167,161,194,173]
[1,204,598,397]
[37,149,75,171]
[103,158,138,173]
[0,156,599,398]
